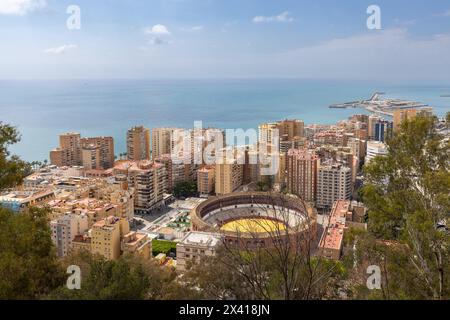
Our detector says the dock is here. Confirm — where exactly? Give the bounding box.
[329,102,360,109]
[329,92,432,116]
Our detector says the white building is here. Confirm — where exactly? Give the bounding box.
[50,213,89,257]
[114,161,168,214]
[176,231,223,272]
[317,163,352,210]
[366,141,388,163]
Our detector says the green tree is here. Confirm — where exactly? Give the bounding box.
[0,207,65,299]
[49,251,189,300]
[51,253,150,300]
[343,228,430,300]
[359,115,450,299]
[0,123,63,299]
[183,246,346,300]
[0,122,31,189]
[173,181,197,198]
[256,176,274,192]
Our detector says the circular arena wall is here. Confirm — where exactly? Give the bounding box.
[191,192,317,247]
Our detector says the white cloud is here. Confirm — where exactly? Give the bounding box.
[144,24,172,47]
[0,0,46,15]
[253,11,294,23]
[149,37,170,46]
[44,44,78,54]
[434,9,450,17]
[180,25,204,32]
[145,24,171,36]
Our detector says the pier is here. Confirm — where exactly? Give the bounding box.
[329,92,432,116]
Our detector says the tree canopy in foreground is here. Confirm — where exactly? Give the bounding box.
[353,115,449,299]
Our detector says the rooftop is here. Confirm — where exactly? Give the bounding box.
[123,231,148,246]
[179,231,222,247]
[198,166,215,173]
[287,148,318,160]
[0,188,54,204]
[319,200,350,251]
[92,216,120,228]
[114,160,163,172]
[367,141,387,148]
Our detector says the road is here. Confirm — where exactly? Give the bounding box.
[133,200,190,233]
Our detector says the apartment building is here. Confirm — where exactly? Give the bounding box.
[349,114,369,125]
[318,200,348,260]
[215,158,243,196]
[259,119,304,154]
[176,231,223,272]
[80,136,115,169]
[122,231,153,259]
[367,115,381,140]
[243,148,261,185]
[197,166,215,196]
[354,128,368,141]
[154,154,195,192]
[81,144,101,170]
[366,141,388,164]
[47,198,121,225]
[114,161,167,214]
[50,132,82,167]
[374,121,393,142]
[258,122,279,152]
[90,181,135,221]
[151,127,183,160]
[318,200,367,260]
[317,162,352,210]
[91,216,130,260]
[71,234,92,253]
[280,136,307,154]
[50,213,89,257]
[315,145,360,186]
[393,108,433,131]
[275,152,285,186]
[286,149,319,203]
[50,133,114,169]
[127,126,151,161]
[168,127,226,167]
[278,119,305,140]
[347,137,366,162]
[313,130,346,147]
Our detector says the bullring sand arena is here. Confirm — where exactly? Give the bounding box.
[220,218,287,233]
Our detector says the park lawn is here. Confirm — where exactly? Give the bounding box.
[152,239,178,256]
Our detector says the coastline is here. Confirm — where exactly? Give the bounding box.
[1,79,449,162]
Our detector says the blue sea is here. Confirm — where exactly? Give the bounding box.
[0,79,449,162]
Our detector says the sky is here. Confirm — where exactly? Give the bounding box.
[1,0,450,82]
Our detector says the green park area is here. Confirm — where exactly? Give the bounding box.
[152,239,177,257]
